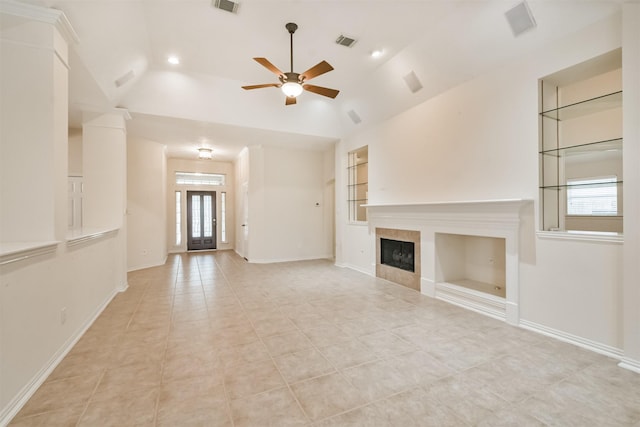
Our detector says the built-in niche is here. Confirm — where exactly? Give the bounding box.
[435,233,506,298]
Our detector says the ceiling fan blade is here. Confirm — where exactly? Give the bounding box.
[303,84,340,99]
[253,57,284,76]
[300,61,334,81]
[285,96,297,106]
[242,83,281,90]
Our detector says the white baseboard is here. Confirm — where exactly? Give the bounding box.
[248,254,334,264]
[127,255,168,273]
[435,281,507,321]
[420,278,435,297]
[0,288,119,427]
[519,319,624,360]
[618,358,640,374]
[338,262,375,277]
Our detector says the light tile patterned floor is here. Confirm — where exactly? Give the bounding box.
[10,251,640,426]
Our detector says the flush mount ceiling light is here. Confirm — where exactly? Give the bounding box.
[198,147,213,159]
[241,23,340,105]
[167,55,180,65]
[370,49,384,58]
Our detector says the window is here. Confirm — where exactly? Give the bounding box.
[175,191,182,245]
[175,172,225,186]
[567,176,618,216]
[348,146,368,222]
[221,192,227,243]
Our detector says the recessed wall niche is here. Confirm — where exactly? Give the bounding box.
[435,233,506,298]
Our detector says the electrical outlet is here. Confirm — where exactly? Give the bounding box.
[60,307,67,325]
[488,258,495,264]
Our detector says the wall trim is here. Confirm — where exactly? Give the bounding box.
[0,0,79,44]
[435,281,507,321]
[0,288,118,426]
[618,358,640,374]
[0,242,58,266]
[519,319,624,359]
[335,262,374,277]
[249,254,335,264]
[127,255,168,273]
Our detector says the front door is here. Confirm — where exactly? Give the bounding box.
[187,191,216,251]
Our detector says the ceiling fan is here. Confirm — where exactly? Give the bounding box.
[242,22,340,106]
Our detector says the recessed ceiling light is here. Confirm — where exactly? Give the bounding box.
[167,55,180,65]
[371,49,384,58]
[198,147,213,159]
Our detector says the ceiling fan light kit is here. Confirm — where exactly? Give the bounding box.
[242,22,340,105]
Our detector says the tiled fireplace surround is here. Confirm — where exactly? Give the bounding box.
[367,200,532,326]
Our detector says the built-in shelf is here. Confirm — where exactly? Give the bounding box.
[541,91,622,121]
[540,138,622,157]
[539,58,622,234]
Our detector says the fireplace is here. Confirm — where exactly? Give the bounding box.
[375,228,421,290]
[380,238,415,272]
[366,199,532,325]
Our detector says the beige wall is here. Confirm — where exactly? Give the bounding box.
[127,136,167,271]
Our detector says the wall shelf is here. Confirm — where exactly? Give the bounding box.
[541,91,622,121]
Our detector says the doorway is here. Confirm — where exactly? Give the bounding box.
[187,191,216,251]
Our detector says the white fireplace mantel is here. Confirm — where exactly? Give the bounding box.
[365,199,533,325]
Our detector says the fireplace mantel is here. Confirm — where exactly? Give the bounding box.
[365,198,531,216]
[366,199,533,325]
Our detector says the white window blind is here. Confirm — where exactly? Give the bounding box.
[567,176,618,216]
[176,172,225,186]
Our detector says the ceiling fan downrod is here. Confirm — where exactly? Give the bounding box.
[286,22,298,74]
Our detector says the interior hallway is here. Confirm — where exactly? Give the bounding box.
[9,251,640,426]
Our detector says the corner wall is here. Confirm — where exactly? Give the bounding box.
[336,14,631,357]
[127,136,167,271]
[242,145,335,263]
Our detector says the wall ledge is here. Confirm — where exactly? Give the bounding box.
[537,230,623,244]
[0,241,59,266]
[66,228,118,248]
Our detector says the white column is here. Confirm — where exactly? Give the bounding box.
[82,109,130,291]
[82,110,129,230]
[0,2,76,242]
[620,3,640,373]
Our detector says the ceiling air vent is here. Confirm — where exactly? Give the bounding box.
[115,70,135,88]
[403,71,423,94]
[347,109,362,124]
[335,35,357,48]
[505,1,536,37]
[212,0,239,14]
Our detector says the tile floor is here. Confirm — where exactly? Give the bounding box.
[10,251,640,426]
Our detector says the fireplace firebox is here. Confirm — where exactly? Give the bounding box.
[380,238,415,273]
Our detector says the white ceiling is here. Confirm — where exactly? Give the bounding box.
[16,0,624,161]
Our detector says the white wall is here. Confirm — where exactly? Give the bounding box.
[621,2,640,370]
[0,235,124,424]
[336,14,631,354]
[0,5,127,422]
[127,136,167,271]
[166,157,235,253]
[243,145,334,263]
[68,128,83,176]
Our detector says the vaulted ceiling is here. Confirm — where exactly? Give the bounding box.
[18,0,623,160]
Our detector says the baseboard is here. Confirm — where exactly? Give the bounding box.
[618,358,640,374]
[519,319,624,360]
[0,288,119,427]
[248,254,335,264]
[420,278,435,297]
[435,281,507,321]
[338,262,375,277]
[127,255,168,273]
